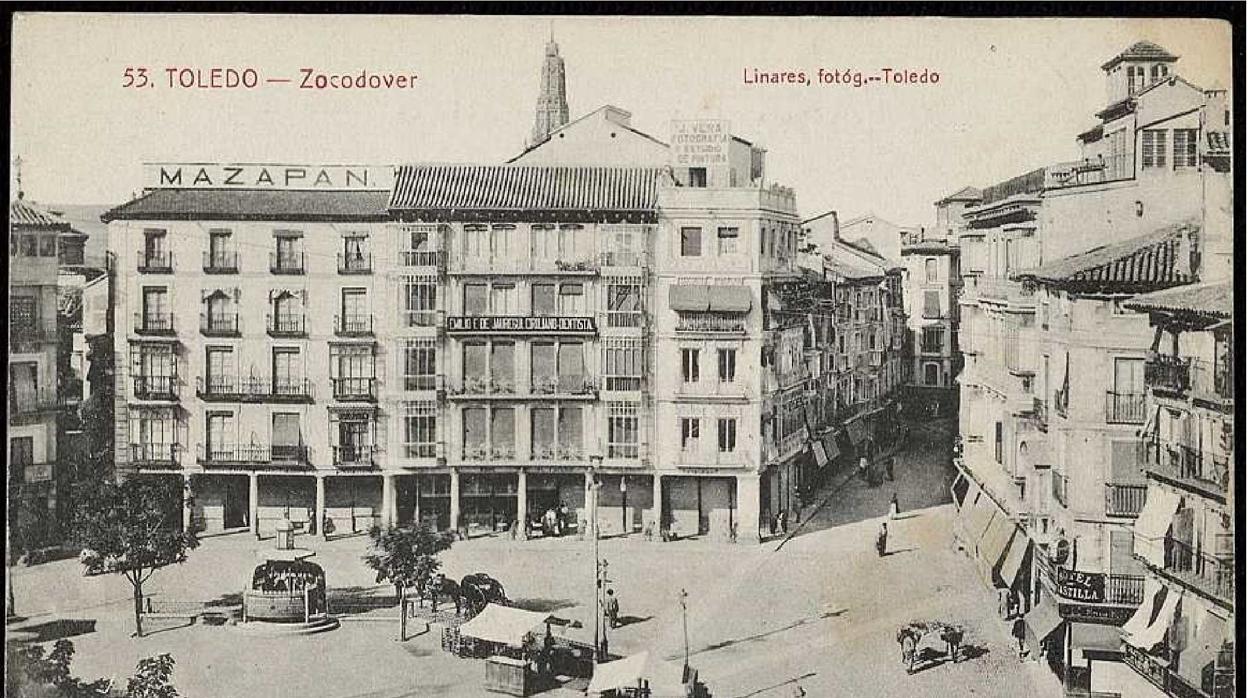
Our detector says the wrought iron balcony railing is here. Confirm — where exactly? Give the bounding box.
[130,443,181,466]
[1105,391,1146,424]
[338,251,373,274]
[331,377,377,401]
[1161,536,1234,604]
[333,444,378,467]
[134,312,175,335]
[335,314,374,337]
[270,251,305,275]
[202,250,238,274]
[137,250,173,273]
[1104,482,1148,517]
[133,375,179,401]
[1141,440,1229,499]
[200,312,240,337]
[267,313,306,337]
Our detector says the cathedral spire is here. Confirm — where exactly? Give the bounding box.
[531,31,570,145]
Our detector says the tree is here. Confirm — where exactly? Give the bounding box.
[362,524,454,603]
[126,654,178,698]
[6,639,176,698]
[71,477,197,637]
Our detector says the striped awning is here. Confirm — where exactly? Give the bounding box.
[710,286,752,313]
[669,285,710,312]
[389,165,661,213]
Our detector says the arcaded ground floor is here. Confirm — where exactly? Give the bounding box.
[139,460,810,544]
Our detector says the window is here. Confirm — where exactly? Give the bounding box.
[1173,129,1198,169]
[342,233,368,260]
[143,229,167,265]
[1142,130,1167,168]
[10,363,37,405]
[463,342,488,391]
[558,283,584,314]
[490,225,514,260]
[531,224,558,261]
[531,408,556,459]
[402,402,437,458]
[460,224,487,261]
[20,234,37,257]
[404,339,437,391]
[403,224,436,263]
[492,343,515,391]
[205,291,234,332]
[717,227,739,255]
[532,283,557,316]
[206,230,232,267]
[607,403,639,458]
[606,281,642,327]
[274,233,302,271]
[272,348,301,393]
[337,415,372,463]
[681,348,700,383]
[680,417,701,450]
[462,407,488,458]
[10,437,34,467]
[531,342,557,393]
[10,296,36,330]
[464,283,488,316]
[206,412,235,455]
[688,167,707,188]
[340,289,368,332]
[923,290,941,319]
[925,258,938,282]
[604,340,643,391]
[39,235,57,257]
[717,348,736,382]
[558,407,583,457]
[205,347,234,392]
[272,413,303,460]
[994,421,1003,464]
[921,327,943,354]
[491,283,517,315]
[331,345,374,397]
[398,277,437,327]
[923,363,940,386]
[680,227,702,257]
[717,418,737,453]
[559,224,588,262]
[142,287,169,329]
[491,407,515,458]
[557,342,585,392]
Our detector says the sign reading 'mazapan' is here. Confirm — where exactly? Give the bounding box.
[143,163,394,191]
[670,120,730,166]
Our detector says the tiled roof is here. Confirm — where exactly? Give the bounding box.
[1013,221,1197,292]
[936,186,982,205]
[1123,280,1232,319]
[100,189,391,222]
[389,164,661,212]
[1101,41,1178,70]
[10,198,71,229]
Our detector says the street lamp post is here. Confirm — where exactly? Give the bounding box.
[588,456,604,663]
[679,588,690,675]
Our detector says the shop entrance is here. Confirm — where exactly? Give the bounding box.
[461,473,517,534]
[223,476,249,529]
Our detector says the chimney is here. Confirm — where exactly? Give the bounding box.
[831,211,840,241]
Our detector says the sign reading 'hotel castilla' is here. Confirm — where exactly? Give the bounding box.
[1054,566,1107,604]
[447,316,597,333]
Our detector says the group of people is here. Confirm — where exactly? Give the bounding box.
[537,503,572,537]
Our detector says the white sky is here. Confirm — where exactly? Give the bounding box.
[10,14,1232,226]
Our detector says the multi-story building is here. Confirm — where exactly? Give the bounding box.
[1118,280,1234,698]
[900,211,965,414]
[951,40,1233,696]
[102,165,396,537]
[9,197,69,554]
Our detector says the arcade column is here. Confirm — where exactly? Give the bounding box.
[735,475,761,544]
[516,469,528,540]
[449,469,461,534]
[382,473,396,528]
[314,475,326,537]
[652,475,663,540]
[181,473,193,533]
[249,472,260,538]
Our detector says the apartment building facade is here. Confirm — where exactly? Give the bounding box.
[9,198,70,554]
[951,40,1234,696]
[900,226,962,413]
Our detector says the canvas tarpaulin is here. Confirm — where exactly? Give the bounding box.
[457,604,553,647]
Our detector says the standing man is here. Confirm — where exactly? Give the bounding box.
[858,455,869,481]
[1012,616,1028,658]
[885,457,895,482]
[604,588,620,629]
[876,522,888,557]
[557,501,570,536]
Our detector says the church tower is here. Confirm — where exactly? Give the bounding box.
[531,33,570,145]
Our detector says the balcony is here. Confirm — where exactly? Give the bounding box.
[449,375,517,398]
[530,444,586,462]
[137,250,174,274]
[9,389,59,420]
[9,322,58,350]
[133,375,179,401]
[270,251,305,275]
[461,445,517,462]
[331,377,377,402]
[1104,483,1148,517]
[1036,554,1146,606]
[1190,359,1234,408]
[676,313,746,334]
[338,251,373,274]
[605,310,644,329]
[267,314,306,337]
[1105,391,1146,424]
[130,443,181,467]
[195,444,311,467]
[868,349,884,367]
[400,249,445,269]
[332,444,378,468]
[200,312,240,337]
[134,312,175,336]
[1146,354,1190,394]
[403,374,441,392]
[600,250,648,268]
[1147,356,1234,408]
[1123,643,1234,698]
[197,376,315,402]
[202,251,238,274]
[335,314,374,337]
[1161,537,1235,605]
[1141,441,1229,501]
[530,376,598,399]
[677,379,750,401]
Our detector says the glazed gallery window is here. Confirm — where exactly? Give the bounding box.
[603,340,643,391]
[717,418,737,453]
[607,403,640,459]
[402,402,437,458]
[1141,129,1168,168]
[718,348,737,383]
[680,417,701,450]
[403,340,437,391]
[680,227,702,257]
[606,281,642,327]
[717,227,740,255]
[681,348,700,383]
[1173,129,1198,169]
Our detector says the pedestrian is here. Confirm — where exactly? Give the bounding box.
[876,522,888,557]
[604,588,620,629]
[1012,616,1027,658]
[558,502,570,535]
[858,455,869,481]
[779,510,788,535]
[885,457,895,482]
[889,493,900,519]
[509,519,518,540]
[543,508,557,537]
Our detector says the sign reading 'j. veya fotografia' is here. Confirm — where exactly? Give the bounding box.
[446,316,597,334]
[670,119,730,166]
[143,163,395,191]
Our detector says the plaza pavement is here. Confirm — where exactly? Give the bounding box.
[8,418,1063,697]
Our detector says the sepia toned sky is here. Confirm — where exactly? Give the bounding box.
[10,14,1232,227]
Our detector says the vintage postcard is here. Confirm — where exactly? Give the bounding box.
[6,11,1239,698]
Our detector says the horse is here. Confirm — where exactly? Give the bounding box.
[418,576,462,615]
[460,574,507,616]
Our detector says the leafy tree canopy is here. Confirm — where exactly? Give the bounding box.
[362,525,454,595]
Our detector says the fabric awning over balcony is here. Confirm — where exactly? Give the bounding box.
[1179,611,1228,686]
[1024,597,1064,652]
[822,435,841,463]
[1070,622,1124,657]
[1124,585,1181,650]
[998,531,1032,590]
[812,440,828,467]
[1133,488,1181,566]
[1121,577,1166,638]
[668,285,711,312]
[668,284,752,313]
[964,491,998,545]
[978,512,1017,586]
